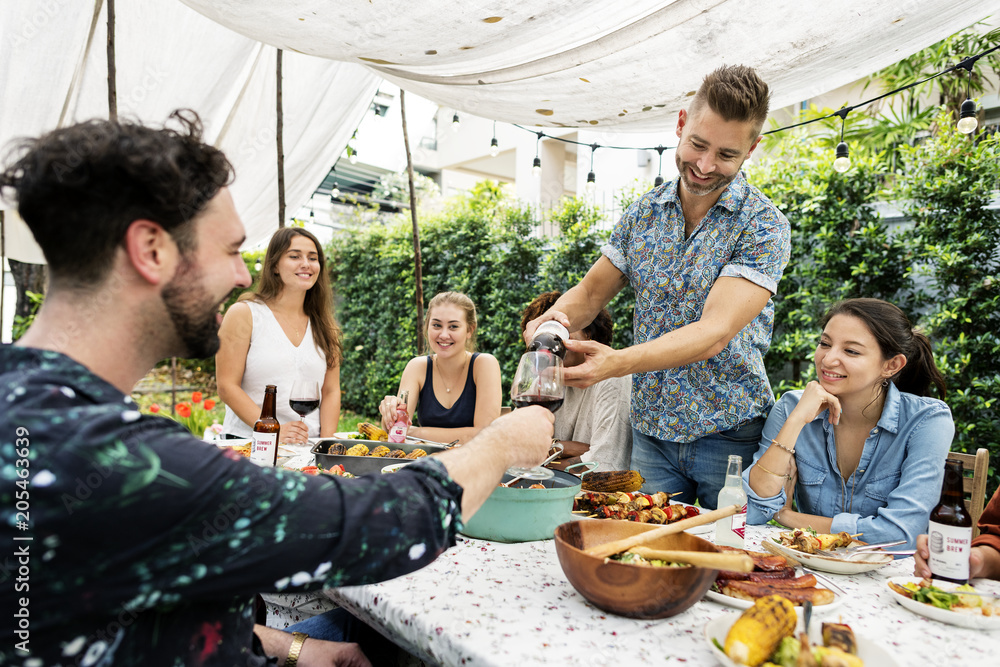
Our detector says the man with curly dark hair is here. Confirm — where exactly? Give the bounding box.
[0,112,553,666]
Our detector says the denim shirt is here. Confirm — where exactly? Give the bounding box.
[601,172,790,443]
[744,383,954,549]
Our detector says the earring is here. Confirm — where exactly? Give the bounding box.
[881,377,889,388]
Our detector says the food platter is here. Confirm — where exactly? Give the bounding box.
[762,535,894,574]
[885,577,1000,631]
[703,611,898,667]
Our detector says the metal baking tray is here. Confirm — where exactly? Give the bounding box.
[311,439,445,476]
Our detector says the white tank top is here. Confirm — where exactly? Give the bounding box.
[222,301,327,438]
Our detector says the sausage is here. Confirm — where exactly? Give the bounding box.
[719,580,835,606]
[716,546,789,571]
[715,566,797,582]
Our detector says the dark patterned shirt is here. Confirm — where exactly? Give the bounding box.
[0,346,464,666]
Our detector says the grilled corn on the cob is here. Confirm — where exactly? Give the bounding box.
[581,470,645,493]
[369,445,391,458]
[344,444,370,457]
[357,422,388,442]
[405,448,427,460]
[724,595,796,666]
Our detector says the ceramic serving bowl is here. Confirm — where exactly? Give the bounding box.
[554,519,720,619]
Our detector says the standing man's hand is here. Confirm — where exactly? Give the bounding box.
[561,339,621,388]
[523,310,572,346]
[297,637,372,666]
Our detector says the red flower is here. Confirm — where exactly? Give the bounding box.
[149,403,160,414]
[191,391,203,404]
[176,403,192,418]
[203,399,216,411]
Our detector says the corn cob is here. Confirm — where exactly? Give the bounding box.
[389,449,407,458]
[405,448,427,460]
[357,422,388,441]
[329,443,346,455]
[724,595,796,666]
[369,445,391,458]
[581,470,645,493]
[344,444,370,457]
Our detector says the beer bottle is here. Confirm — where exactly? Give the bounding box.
[927,458,972,584]
[250,385,281,467]
[714,455,748,548]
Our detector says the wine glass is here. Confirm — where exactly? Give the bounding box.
[288,378,321,426]
[506,351,565,481]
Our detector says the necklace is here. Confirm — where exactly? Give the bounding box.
[435,353,469,393]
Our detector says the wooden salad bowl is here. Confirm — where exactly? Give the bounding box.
[554,519,720,619]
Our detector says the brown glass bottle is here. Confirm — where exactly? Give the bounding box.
[250,385,281,467]
[927,458,972,584]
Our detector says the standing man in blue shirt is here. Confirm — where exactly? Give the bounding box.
[525,64,791,508]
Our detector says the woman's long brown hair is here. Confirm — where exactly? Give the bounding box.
[238,227,342,368]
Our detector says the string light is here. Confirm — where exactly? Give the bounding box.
[532,131,543,176]
[452,112,461,133]
[348,147,358,165]
[957,60,979,135]
[585,143,598,195]
[490,120,500,157]
[833,108,851,173]
[330,181,340,199]
[654,145,666,187]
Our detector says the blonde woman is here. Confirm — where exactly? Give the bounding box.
[379,292,502,444]
[217,228,343,443]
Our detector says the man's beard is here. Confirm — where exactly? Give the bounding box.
[161,257,224,359]
[675,154,737,197]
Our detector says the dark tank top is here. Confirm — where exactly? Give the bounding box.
[417,353,479,428]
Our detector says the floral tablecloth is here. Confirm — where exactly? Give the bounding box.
[326,525,1000,666]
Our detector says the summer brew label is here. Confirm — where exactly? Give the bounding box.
[249,432,278,467]
[928,520,971,580]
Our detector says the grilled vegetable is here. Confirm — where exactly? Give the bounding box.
[581,470,645,493]
[345,444,370,457]
[329,443,346,456]
[357,422,388,441]
[369,445,391,458]
[724,595,796,666]
[389,449,407,458]
[812,646,863,667]
[821,622,857,655]
[718,580,835,606]
[405,448,427,460]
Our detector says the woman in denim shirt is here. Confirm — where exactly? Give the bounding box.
[745,299,953,549]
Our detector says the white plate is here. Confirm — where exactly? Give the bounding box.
[705,573,847,614]
[763,535,894,574]
[333,431,362,439]
[704,610,898,667]
[885,577,1000,631]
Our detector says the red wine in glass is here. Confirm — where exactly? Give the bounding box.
[512,395,563,412]
[289,398,320,417]
[289,379,321,420]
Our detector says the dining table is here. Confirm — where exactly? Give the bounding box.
[324,523,1000,666]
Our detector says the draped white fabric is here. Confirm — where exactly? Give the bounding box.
[3,0,1000,259]
[181,0,1000,130]
[0,0,378,257]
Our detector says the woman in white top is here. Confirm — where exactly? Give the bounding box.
[217,228,343,443]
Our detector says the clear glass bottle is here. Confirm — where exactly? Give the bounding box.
[387,390,410,444]
[714,455,748,548]
[250,384,280,467]
[928,458,973,584]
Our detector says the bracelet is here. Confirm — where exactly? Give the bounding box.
[286,632,308,667]
[771,438,795,456]
[756,461,791,481]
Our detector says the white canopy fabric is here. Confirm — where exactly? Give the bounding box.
[0,0,378,258]
[181,0,1000,130]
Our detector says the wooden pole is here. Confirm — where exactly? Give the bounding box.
[106,0,117,121]
[399,90,425,354]
[276,49,286,227]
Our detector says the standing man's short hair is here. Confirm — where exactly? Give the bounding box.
[689,64,771,136]
[0,110,232,289]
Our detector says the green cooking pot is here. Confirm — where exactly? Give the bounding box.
[460,462,597,543]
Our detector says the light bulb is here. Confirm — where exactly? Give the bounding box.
[451,113,460,133]
[833,142,851,173]
[654,175,664,187]
[532,156,541,176]
[330,185,340,199]
[349,150,358,165]
[489,137,499,157]
[254,261,262,272]
[585,172,596,194]
[957,99,978,134]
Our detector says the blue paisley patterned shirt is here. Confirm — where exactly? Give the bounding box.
[0,346,464,666]
[601,172,790,443]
